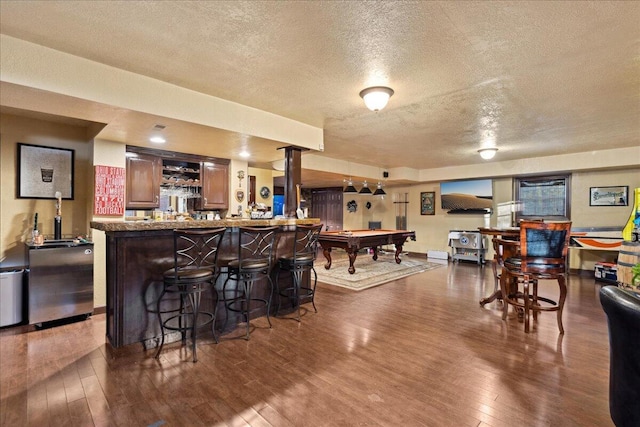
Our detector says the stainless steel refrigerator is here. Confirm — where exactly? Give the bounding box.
[27,240,94,325]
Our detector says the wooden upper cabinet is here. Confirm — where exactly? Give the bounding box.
[126,154,161,209]
[198,161,229,210]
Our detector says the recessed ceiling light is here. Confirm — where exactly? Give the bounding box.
[149,136,166,144]
[239,150,250,158]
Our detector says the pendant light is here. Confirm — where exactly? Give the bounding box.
[343,178,358,193]
[359,181,372,195]
[373,182,386,196]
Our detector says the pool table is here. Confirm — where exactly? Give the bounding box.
[318,229,417,274]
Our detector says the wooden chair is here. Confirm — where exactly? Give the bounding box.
[500,221,572,333]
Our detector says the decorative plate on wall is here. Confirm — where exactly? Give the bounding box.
[347,200,358,213]
[235,189,245,202]
[260,186,271,198]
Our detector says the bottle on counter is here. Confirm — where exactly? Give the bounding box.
[622,187,640,241]
[31,212,44,245]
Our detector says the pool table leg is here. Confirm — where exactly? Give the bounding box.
[394,244,404,264]
[372,247,378,261]
[347,249,358,274]
[322,247,332,270]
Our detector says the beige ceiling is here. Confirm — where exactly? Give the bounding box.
[1,1,639,187]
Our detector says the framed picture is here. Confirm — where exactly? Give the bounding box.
[590,186,628,206]
[94,166,125,216]
[17,143,74,199]
[420,191,435,215]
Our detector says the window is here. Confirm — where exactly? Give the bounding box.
[514,175,571,222]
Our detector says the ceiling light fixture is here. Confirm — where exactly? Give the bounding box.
[373,182,386,196]
[359,86,394,111]
[239,150,250,158]
[343,178,358,194]
[149,136,166,144]
[478,148,498,160]
[359,181,372,195]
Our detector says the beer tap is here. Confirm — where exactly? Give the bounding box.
[54,191,62,240]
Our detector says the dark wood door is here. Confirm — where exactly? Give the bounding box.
[311,189,343,231]
[249,175,256,205]
[199,162,229,210]
[126,154,161,209]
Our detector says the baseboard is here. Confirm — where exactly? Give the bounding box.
[427,250,449,260]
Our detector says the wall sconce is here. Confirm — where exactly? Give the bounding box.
[478,148,498,160]
[359,86,394,111]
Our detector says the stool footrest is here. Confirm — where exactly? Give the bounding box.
[161,311,215,332]
[505,293,560,314]
[226,298,269,315]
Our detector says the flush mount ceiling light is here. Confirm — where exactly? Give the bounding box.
[149,136,166,144]
[478,148,498,160]
[373,182,386,196]
[359,181,373,195]
[149,124,167,143]
[359,86,394,111]
[239,150,250,158]
[343,178,358,194]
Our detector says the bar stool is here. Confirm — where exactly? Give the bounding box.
[155,228,226,362]
[276,224,323,321]
[222,226,279,340]
[214,230,236,332]
[501,221,572,333]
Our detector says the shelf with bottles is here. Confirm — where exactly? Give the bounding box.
[161,159,202,198]
[162,160,200,185]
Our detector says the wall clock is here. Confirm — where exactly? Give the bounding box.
[260,186,271,198]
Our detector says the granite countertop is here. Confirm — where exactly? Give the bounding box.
[90,218,320,232]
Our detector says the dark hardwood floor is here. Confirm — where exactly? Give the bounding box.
[0,261,613,426]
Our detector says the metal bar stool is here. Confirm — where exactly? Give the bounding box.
[155,228,226,362]
[222,226,278,340]
[276,224,323,321]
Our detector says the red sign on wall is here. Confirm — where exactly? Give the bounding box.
[94,166,125,216]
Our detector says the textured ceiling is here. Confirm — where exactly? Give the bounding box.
[1,1,639,186]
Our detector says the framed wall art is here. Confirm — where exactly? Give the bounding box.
[235,188,245,203]
[590,186,628,206]
[17,143,74,199]
[94,165,125,216]
[420,191,435,215]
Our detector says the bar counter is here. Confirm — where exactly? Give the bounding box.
[90,217,320,232]
[91,218,320,349]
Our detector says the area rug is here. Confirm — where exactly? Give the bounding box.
[316,251,445,291]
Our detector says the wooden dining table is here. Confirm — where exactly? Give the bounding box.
[478,227,520,306]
